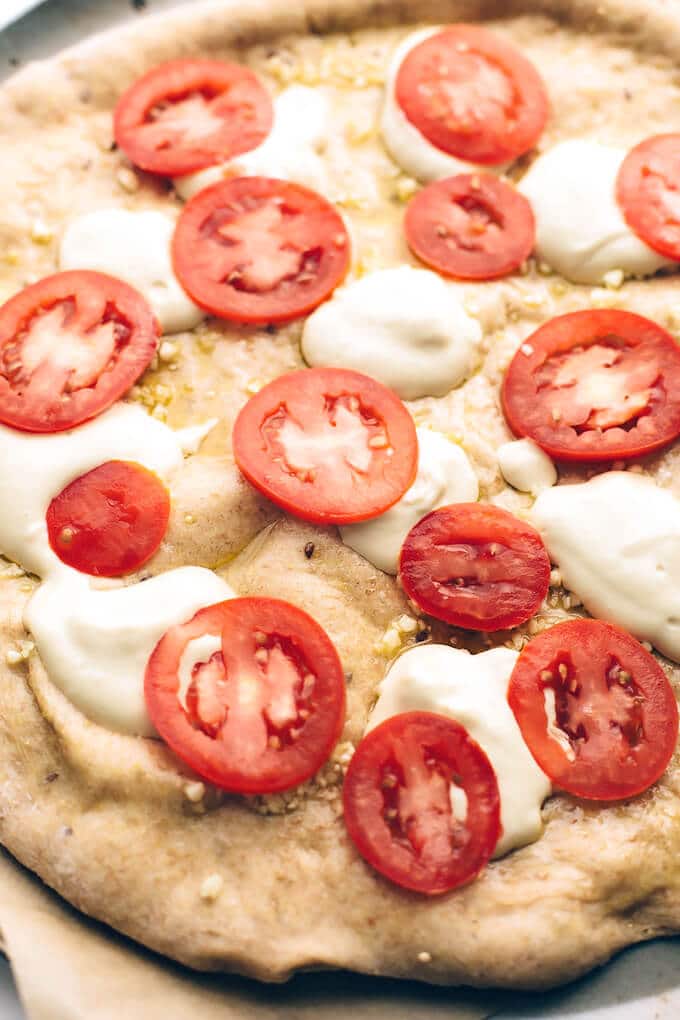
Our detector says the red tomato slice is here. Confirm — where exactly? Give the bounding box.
[113,59,273,177]
[616,134,680,261]
[508,619,679,801]
[395,26,549,165]
[172,177,351,325]
[46,460,170,577]
[0,271,159,434]
[399,503,550,632]
[404,173,535,280]
[232,367,418,525]
[145,596,346,794]
[342,711,501,895]
[501,309,680,462]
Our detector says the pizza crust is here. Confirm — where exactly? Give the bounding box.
[0,0,680,990]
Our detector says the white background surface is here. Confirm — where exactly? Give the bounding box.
[0,1,679,1017]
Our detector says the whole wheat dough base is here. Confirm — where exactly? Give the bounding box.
[1,0,680,991]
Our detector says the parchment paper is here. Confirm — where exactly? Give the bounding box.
[0,849,500,1020]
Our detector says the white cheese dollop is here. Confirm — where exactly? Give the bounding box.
[174,86,329,200]
[368,644,551,857]
[340,428,478,574]
[381,29,507,182]
[498,438,557,496]
[25,567,234,736]
[0,402,194,579]
[518,140,673,285]
[533,472,680,662]
[301,266,481,400]
[59,209,205,334]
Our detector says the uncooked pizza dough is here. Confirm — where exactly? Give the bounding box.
[0,0,679,991]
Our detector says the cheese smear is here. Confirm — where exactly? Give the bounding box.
[301,266,481,400]
[381,29,507,182]
[0,402,193,579]
[340,428,478,574]
[518,140,673,284]
[59,208,205,334]
[533,472,680,662]
[174,86,329,200]
[25,568,234,736]
[498,438,557,496]
[368,644,551,857]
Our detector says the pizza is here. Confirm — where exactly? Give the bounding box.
[1,0,680,992]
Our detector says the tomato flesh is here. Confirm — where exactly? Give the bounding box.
[232,367,418,525]
[508,619,679,801]
[0,271,159,433]
[395,25,549,165]
[46,460,170,577]
[342,711,501,894]
[616,134,680,261]
[501,309,680,462]
[114,59,273,177]
[145,597,346,794]
[405,173,535,280]
[172,177,351,325]
[399,503,550,631]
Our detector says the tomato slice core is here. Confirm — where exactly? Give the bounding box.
[501,309,680,462]
[405,173,535,280]
[113,59,274,176]
[342,711,501,894]
[0,271,159,433]
[616,133,680,261]
[399,503,550,631]
[233,367,418,525]
[508,619,679,800]
[172,177,351,325]
[46,460,170,577]
[145,597,346,794]
[395,26,549,165]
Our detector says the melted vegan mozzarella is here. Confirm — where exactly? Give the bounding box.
[340,428,478,574]
[173,86,330,200]
[26,568,234,736]
[368,644,551,857]
[301,266,481,400]
[533,472,680,661]
[59,209,205,334]
[518,140,673,284]
[498,438,557,495]
[380,29,508,182]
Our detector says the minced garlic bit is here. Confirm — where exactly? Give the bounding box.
[374,614,421,657]
[345,120,374,146]
[184,781,205,803]
[184,513,196,526]
[417,951,432,964]
[331,740,355,767]
[116,167,140,193]
[549,568,563,587]
[245,379,263,396]
[603,268,624,289]
[158,340,179,363]
[590,286,619,308]
[200,873,224,901]
[5,639,35,666]
[31,218,53,244]
[393,175,418,202]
